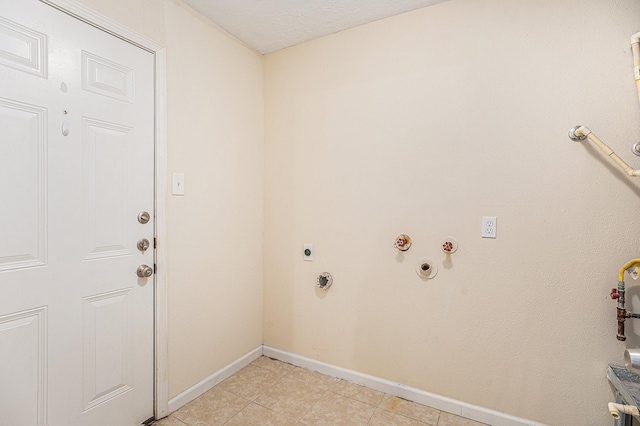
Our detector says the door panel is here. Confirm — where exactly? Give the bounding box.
[82,288,133,411]
[82,50,134,103]
[0,99,47,271]
[0,16,48,77]
[82,118,134,260]
[0,307,47,426]
[0,1,155,425]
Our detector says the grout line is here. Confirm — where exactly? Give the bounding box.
[249,361,312,422]
[220,401,244,426]
[175,415,190,426]
[159,414,189,426]
[363,397,377,425]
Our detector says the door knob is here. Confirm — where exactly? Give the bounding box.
[137,264,153,278]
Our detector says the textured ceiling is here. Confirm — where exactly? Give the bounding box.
[180,0,449,54]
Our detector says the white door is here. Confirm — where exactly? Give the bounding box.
[0,1,155,425]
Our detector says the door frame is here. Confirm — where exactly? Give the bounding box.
[37,0,170,418]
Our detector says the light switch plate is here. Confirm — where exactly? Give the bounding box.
[172,173,185,195]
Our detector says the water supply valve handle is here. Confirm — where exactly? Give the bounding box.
[611,288,620,300]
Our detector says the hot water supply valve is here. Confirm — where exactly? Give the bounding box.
[394,234,412,251]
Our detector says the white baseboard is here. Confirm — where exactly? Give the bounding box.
[167,346,262,413]
[165,345,546,426]
[262,346,547,426]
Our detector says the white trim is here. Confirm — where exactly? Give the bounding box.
[167,347,263,414]
[263,346,548,426]
[153,46,170,418]
[38,0,160,52]
[38,0,170,418]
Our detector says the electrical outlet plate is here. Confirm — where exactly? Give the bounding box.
[482,216,497,238]
[303,244,313,261]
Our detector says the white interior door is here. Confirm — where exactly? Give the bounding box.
[0,1,155,425]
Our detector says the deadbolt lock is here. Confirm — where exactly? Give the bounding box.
[137,264,153,278]
[138,211,150,224]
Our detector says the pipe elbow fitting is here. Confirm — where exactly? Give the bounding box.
[576,125,590,137]
[609,402,639,419]
[569,125,589,141]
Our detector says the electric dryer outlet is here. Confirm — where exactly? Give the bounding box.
[303,244,314,261]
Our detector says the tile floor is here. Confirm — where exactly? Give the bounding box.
[154,357,489,426]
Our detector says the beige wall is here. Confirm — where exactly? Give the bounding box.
[74,0,265,399]
[263,0,640,424]
[163,0,264,397]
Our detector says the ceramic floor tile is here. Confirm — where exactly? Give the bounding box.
[162,361,466,426]
[251,356,296,376]
[369,408,433,425]
[255,374,329,419]
[300,391,376,426]
[437,412,489,426]
[286,366,336,391]
[152,415,189,426]
[217,364,282,400]
[379,395,440,425]
[172,387,250,426]
[225,403,301,425]
[331,379,385,406]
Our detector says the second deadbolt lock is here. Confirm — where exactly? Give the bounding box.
[137,238,150,253]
